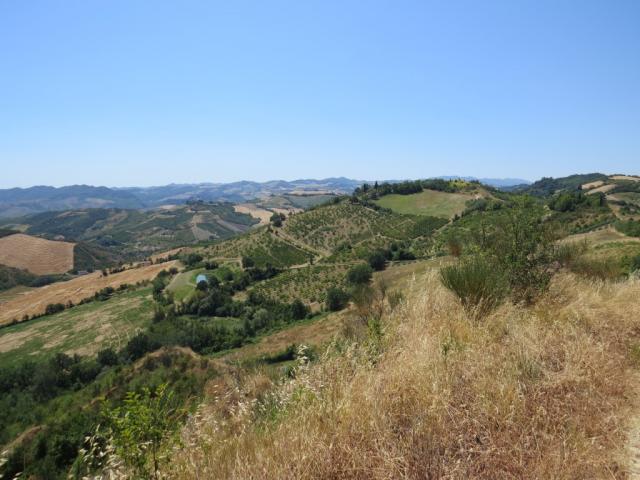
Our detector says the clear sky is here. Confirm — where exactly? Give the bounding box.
[1,1,639,188]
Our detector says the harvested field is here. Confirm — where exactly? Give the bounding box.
[0,233,74,275]
[234,204,273,225]
[0,260,179,326]
[581,180,605,190]
[611,175,640,182]
[586,183,617,195]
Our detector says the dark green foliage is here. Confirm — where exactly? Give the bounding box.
[290,299,309,320]
[631,255,640,273]
[182,253,203,267]
[45,303,65,315]
[440,256,508,317]
[270,212,285,227]
[368,250,387,271]
[242,256,255,268]
[548,191,606,212]
[346,264,373,285]
[326,287,349,311]
[97,347,119,367]
[0,264,37,291]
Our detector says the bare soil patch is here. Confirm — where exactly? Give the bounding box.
[0,233,75,275]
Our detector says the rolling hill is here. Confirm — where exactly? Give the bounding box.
[0,203,258,260]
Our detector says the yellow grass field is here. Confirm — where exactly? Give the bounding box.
[169,271,640,479]
[586,183,617,195]
[581,180,605,190]
[611,175,640,182]
[234,204,273,225]
[0,260,179,326]
[0,233,75,275]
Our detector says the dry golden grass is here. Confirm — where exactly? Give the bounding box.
[234,204,274,225]
[0,233,74,275]
[0,260,179,325]
[167,271,640,479]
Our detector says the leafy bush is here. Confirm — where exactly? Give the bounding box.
[481,200,555,304]
[346,264,373,285]
[368,251,387,271]
[326,287,349,311]
[440,256,508,318]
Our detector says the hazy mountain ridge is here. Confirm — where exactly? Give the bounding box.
[0,177,531,218]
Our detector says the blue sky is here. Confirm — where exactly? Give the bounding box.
[1,1,639,188]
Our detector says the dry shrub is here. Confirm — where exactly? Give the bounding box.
[167,272,640,479]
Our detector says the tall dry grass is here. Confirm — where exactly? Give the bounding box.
[167,271,640,479]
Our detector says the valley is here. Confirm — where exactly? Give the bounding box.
[1,174,640,479]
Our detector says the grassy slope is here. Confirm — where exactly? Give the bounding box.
[0,287,154,365]
[168,271,640,479]
[375,189,474,218]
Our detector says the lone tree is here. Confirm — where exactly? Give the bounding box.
[346,264,373,286]
[368,250,387,271]
[270,212,286,227]
[326,287,349,311]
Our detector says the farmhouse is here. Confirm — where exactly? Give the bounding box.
[196,274,208,285]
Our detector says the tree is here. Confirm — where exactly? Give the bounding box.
[346,264,373,285]
[270,212,285,227]
[368,251,387,271]
[242,256,255,269]
[97,347,119,367]
[290,299,309,320]
[326,287,349,311]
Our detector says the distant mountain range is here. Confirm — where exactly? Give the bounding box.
[0,176,531,218]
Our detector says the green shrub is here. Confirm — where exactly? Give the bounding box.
[326,287,349,311]
[346,264,373,285]
[440,256,508,318]
[631,255,640,273]
[480,199,555,304]
[368,251,387,271]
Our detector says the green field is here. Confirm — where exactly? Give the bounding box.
[375,189,474,218]
[0,287,154,365]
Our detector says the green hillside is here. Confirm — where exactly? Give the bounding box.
[1,203,258,261]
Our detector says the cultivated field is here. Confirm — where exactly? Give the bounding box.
[586,183,617,195]
[0,287,154,365]
[0,260,179,325]
[0,233,75,275]
[234,204,273,225]
[374,189,474,218]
